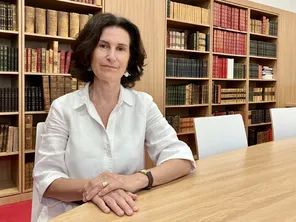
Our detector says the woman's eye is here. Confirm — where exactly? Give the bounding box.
[99,44,108,49]
[117,47,125,51]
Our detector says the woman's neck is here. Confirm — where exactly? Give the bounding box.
[89,78,120,106]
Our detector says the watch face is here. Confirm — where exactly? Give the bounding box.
[140,169,148,175]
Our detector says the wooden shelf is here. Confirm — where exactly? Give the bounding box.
[249,101,276,104]
[25,0,102,14]
[0,112,19,116]
[249,79,276,82]
[25,33,75,43]
[25,72,71,77]
[212,78,246,81]
[25,150,35,154]
[248,122,272,127]
[166,77,209,80]
[0,152,19,157]
[167,18,210,29]
[214,26,247,34]
[24,188,33,193]
[250,32,277,40]
[177,131,195,136]
[213,52,247,58]
[0,30,18,37]
[25,111,48,115]
[0,181,19,198]
[212,103,246,106]
[249,55,277,60]
[167,48,209,54]
[0,71,18,75]
[166,104,208,108]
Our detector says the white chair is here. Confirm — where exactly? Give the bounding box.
[270,107,296,141]
[31,122,45,222]
[194,114,247,159]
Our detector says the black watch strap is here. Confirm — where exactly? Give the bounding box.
[145,171,153,190]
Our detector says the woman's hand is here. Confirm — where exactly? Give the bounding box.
[83,172,143,202]
[92,189,138,216]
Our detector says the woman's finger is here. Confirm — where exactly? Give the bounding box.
[92,195,111,214]
[118,189,138,212]
[110,192,134,216]
[103,195,125,216]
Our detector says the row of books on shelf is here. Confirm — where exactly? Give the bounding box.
[167,30,209,51]
[248,109,271,125]
[0,3,17,31]
[25,115,37,151]
[249,87,275,102]
[166,57,207,78]
[0,87,18,112]
[212,85,246,104]
[249,64,273,79]
[25,162,34,190]
[70,0,102,5]
[25,43,72,74]
[250,40,276,57]
[27,76,85,112]
[213,30,246,55]
[166,84,208,105]
[213,2,248,31]
[0,124,18,153]
[212,57,245,79]
[25,6,93,38]
[167,0,209,25]
[250,17,277,36]
[0,45,18,72]
[248,128,272,145]
[166,116,194,134]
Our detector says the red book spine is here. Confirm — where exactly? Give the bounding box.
[64,51,72,74]
[37,48,41,73]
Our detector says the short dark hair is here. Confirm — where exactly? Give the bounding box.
[70,13,146,88]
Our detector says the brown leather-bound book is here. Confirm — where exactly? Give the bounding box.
[79,14,89,31]
[6,126,14,153]
[57,76,65,98]
[58,11,69,37]
[25,115,33,150]
[48,41,59,73]
[25,6,35,33]
[42,76,50,111]
[36,8,46,34]
[12,127,18,152]
[47,9,57,36]
[70,13,79,38]
[12,4,17,31]
[50,76,58,103]
[94,0,102,6]
[64,77,72,94]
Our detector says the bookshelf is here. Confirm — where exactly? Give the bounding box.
[166,0,278,159]
[0,0,103,205]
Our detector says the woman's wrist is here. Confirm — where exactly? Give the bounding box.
[130,172,149,191]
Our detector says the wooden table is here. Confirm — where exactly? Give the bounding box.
[52,138,296,222]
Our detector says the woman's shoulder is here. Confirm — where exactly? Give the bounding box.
[50,89,84,110]
[127,88,154,105]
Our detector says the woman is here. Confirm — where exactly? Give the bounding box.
[33,13,196,221]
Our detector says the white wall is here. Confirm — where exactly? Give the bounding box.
[249,0,296,13]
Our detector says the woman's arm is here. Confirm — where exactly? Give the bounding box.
[44,178,90,202]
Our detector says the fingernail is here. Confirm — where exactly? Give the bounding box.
[119,210,124,216]
[128,210,133,214]
[133,206,139,211]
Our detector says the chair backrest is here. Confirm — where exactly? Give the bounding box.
[31,122,45,222]
[270,107,296,141]
[194,114,247,159]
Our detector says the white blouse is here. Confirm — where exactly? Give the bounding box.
[32,82,196,222]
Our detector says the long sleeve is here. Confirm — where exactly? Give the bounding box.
[144,95,196,171]
[33,100,70,206]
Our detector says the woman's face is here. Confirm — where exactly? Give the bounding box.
[91,26,130,84]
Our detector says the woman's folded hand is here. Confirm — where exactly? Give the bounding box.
[92,189,138,216]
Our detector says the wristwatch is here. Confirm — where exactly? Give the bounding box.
[138,169,153,190]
